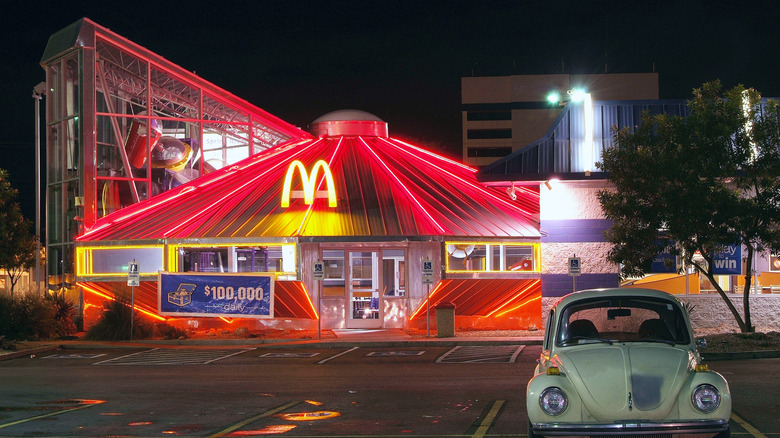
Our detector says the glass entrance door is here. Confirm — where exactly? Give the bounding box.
[347,250,381,328]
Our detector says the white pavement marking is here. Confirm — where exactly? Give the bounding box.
[317,347,359,364]
[437,345,525,363]
[93,348,254,365]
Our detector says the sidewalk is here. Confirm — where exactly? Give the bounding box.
[3,329,779,361]
[0,329,545,361]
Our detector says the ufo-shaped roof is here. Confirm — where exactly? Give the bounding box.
[78,112,540,241]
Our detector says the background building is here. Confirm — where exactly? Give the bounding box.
[461,73,659,167]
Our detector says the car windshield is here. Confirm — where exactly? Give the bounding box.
[556,296,691,346]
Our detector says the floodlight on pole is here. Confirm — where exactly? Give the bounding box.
[33,82,46,295]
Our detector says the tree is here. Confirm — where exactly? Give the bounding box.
[0,169,38,294]
[597,81,780,333]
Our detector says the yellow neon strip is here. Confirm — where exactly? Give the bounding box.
[76,245,164,276]
[444,242,540,273]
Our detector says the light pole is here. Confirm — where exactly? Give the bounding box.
[33,82,46,295]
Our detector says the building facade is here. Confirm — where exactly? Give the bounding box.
[41,19,545,334]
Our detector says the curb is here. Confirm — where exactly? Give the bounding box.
[0,344,61,361]
[702,350,780,361]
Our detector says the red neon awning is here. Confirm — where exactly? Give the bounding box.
[78,132,540,241]
[410,278,541,319]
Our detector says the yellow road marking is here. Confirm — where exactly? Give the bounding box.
[208,400,302,437]
[732,412,768,438]
[0,400,105,429]
[472,399,505,438]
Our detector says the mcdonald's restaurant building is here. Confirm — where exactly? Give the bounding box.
[43,19,545,334]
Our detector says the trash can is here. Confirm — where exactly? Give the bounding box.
[435,302,455,338]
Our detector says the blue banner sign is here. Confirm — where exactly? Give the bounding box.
[712,244,742,275]
[158,272,274,318]
[651,241,677,273]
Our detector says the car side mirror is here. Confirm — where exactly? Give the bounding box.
[696,338,707,349]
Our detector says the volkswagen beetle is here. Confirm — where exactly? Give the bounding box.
[527,288,731,437]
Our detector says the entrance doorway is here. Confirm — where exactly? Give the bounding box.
[348,250,381,328]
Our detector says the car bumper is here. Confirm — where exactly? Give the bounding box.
[531,419,729,436]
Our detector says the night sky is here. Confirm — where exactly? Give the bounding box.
[3,0,780,219]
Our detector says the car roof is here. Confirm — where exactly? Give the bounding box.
[550,287,684,312]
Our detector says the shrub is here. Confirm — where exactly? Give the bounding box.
[85,299,187,341]
[0,290,76,343]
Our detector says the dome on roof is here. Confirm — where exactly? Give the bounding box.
[310,109,389,138]
[312,109,384,123]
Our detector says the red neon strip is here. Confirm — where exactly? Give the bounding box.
[383,138,538,218]
[387,137,477,173]
[167,138,328,237]
[80,283,167,321]
[495,294,542,318]
[299,283,319,319]
[484,280,541,318]
[359,137,447,234]
[409,281,445,320]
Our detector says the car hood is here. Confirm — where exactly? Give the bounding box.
[557,343,692,421]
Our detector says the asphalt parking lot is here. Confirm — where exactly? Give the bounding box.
[0,342,778,437]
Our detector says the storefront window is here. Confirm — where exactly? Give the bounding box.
[446,242,539,273]
[174,244,295,274]
[382,249,405,296]
[323,250,345,297]
[76,246,164,276]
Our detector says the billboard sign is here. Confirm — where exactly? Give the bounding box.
[158,272,274,318]
[651,241,677,273]
[712,244,742,275]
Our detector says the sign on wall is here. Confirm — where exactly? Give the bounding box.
[770,254,780,272]
[712,244,742,275]
[158,272,274,318]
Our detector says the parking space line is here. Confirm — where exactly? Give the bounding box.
[731,412,767,438]
[471,399,505,438]
[0,400,105,430]
[208,400,302,437]
[317,347,359,364]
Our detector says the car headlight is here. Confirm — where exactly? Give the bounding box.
[539,387,568,416]
[692,384,721,413]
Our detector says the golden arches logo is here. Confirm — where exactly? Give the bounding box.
[281,160,337,207]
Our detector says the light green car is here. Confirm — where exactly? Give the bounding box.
[527,288,731,438]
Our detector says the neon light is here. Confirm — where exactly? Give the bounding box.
[360,138,447,234]
[487,281,541,317]
[294,137,343,236]
[300,283,318,319]
[494,295,541,318]
[444,242,540,273]
[76,245,164,276]
[80,283,167,321]
[409,281,445,320]
[281,159,337,207]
